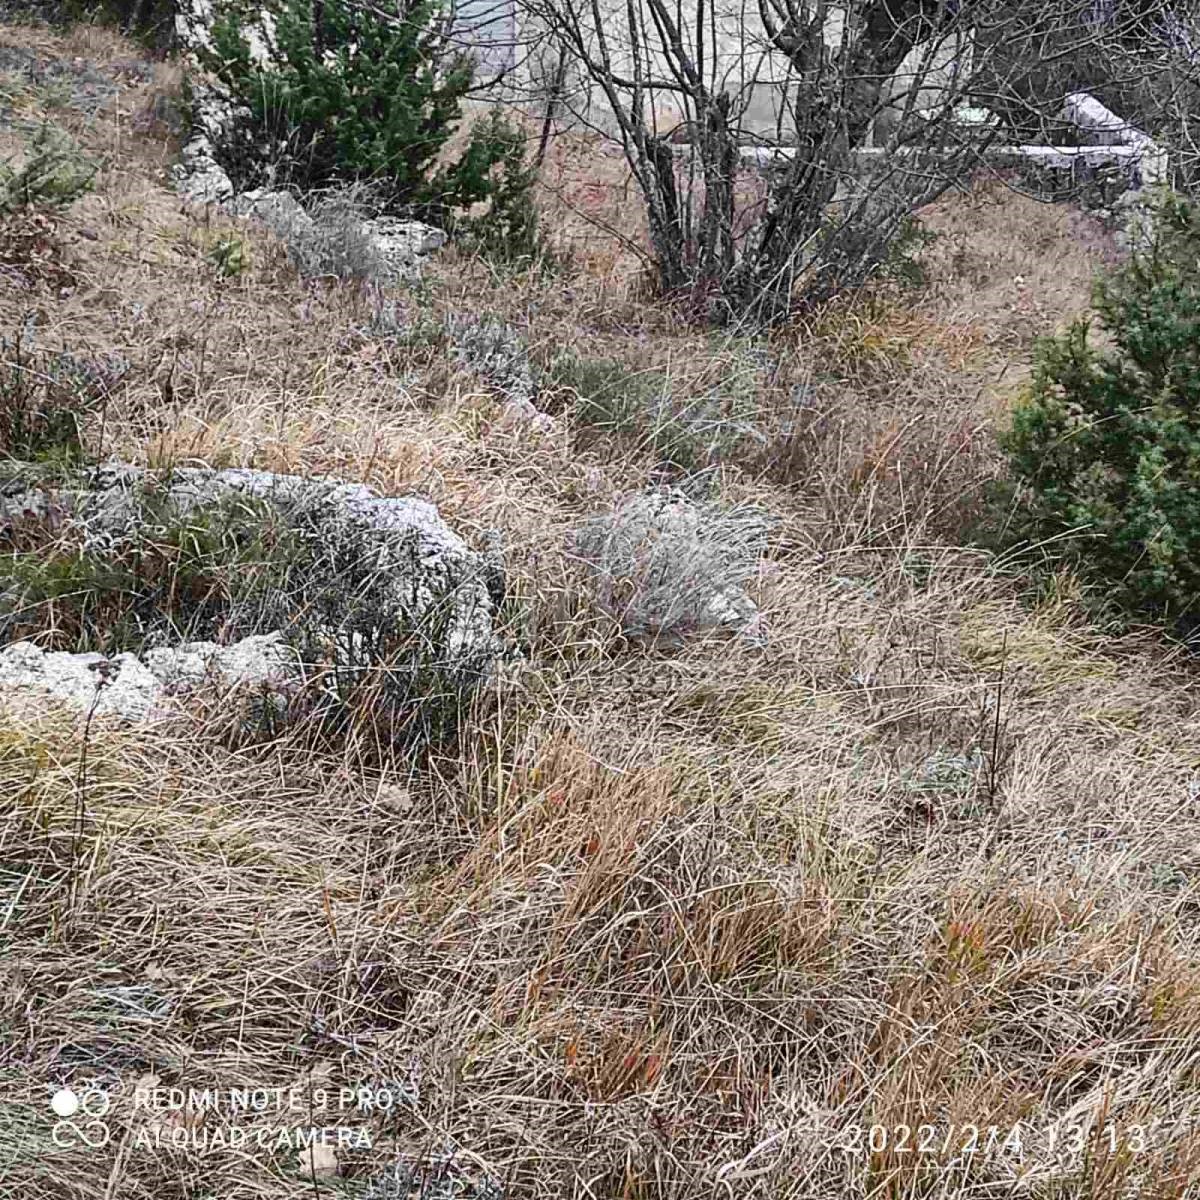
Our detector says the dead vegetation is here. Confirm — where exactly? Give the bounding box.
[2,19,1200,1200]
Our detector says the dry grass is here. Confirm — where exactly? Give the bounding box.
[3,20,1200,1200]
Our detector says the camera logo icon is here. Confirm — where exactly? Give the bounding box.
[50,1085,111,1149]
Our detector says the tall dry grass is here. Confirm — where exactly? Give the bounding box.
[2,20,1199,1200]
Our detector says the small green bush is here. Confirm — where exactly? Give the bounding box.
[545,349,761,472]
[206,232,250,276]
[0,493,302,652]
[199,0,536,238]
[0,340,121,465]
[451,107,545,266]
[999,191,1200,632]
[0,123,95,217]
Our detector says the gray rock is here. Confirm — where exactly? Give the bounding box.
[0,465,502,721]
[0,631,308,723]
[0,642,169,722]
[232,188,315,242]
[171,85,240,205]
[142,631,300,694]
[362,215,447,270]
[231,190,446,283]
[174,144,234,205]
[117,466,495,672]
[176,0,275,66]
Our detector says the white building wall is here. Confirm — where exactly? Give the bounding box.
[467,2,967,145]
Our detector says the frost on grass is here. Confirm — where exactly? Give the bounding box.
[574,488,769,640]
[361,1157,504,1200]
[447,315,554,432]
[447,315,536,405]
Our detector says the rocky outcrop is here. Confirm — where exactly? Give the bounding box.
[143,631,299,695]
[0,642,167,722]
[230,188,448,283]
[0,465,503,723]
[171,81,239,205]
[173,155,446,281]
[0,633,298,722]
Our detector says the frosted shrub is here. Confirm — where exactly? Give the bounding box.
[574,488,768,640]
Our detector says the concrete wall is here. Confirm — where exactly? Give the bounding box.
[459,0,831,134]
[465,1,972,146]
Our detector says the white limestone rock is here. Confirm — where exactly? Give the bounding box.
[0,642,169,722]
[228,191,445,283]
[175,0,276,66]
[232,188,315,242]
[174,153,234,205]
[171,84,241,205]
[143,631,300,694]
[0,632,306,723]
[0,465,502,689]
[363,216,447,271]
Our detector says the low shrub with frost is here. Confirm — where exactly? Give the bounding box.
[573,488,768,640]
[285,186,389,282]
[361,1157,504,1200]
[447,314,536,405]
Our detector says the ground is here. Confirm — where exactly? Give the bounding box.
[3,17,1200,1200]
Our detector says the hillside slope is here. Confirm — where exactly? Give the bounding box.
[3,20,1200,1200]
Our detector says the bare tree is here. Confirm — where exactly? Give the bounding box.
[519,0,1197,324]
